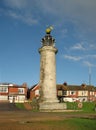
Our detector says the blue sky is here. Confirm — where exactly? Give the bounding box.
[0,0,96,87]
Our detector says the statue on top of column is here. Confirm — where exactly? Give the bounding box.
[46,26,53,34]
[41,26,55,47]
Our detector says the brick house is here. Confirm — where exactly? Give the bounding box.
[57,84,96,102]
[30,84,40,100]
[29,83,96,102]
[0,83,27,103]
[8,83,27,103]
[0,83,9,101]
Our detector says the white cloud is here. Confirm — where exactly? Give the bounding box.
[2,0,39,25]
[64,54,96,61]
[7,10,38,25]
[86,55,96,59]
[64,55,82,61]
[63,53,96,68]
[70,41,96,52]
[71,42,85,51]
[83,61,95,67]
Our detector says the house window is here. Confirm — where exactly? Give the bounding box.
[35,90,39,96]
[57,90,63,96]
[63,91,67,96]
[90,91,94,96]
[82,91,86,96]
[70,91,75,95]
[0,87,8,93]
[18,88,24,94]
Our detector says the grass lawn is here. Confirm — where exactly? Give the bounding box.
[1,118,96,130]
[15,103,25,109]
[15,101,96,112]
[12,102,96,130]
[57,118,95,130]
[66,102,96,112]
[25,118,96,130]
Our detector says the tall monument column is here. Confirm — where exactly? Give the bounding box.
[38,27,66,111]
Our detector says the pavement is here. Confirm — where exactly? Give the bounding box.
[0,102,19,111]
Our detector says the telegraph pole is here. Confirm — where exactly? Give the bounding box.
[89,66,91,85]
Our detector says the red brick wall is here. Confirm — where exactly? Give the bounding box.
[9,87,18,94]
[30,85,40,100]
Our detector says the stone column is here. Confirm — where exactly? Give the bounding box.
[39,46,58,103]
[38,27,66,111]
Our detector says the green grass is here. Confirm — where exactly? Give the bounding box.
[60,118,96,130]
[15,102,96,113]
[27,118,96,130]
[66,102,96,112]
[15,103,25,109]
[82,102,95,112]
[11,102,96,130]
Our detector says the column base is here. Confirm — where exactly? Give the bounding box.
[39,102,67,112]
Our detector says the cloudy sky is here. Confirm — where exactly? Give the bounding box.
[0,0,96,87]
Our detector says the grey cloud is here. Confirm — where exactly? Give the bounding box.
[3,0,28,9]
[3,0,96,19]
[38,0,96,38]
[2,0,96,33]
[36,0,96,24]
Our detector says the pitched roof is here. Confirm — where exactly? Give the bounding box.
[29,83,96,91]
[57,84,95,91]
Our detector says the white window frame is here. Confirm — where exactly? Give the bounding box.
[18,88,24,94]
[0,87,8,93]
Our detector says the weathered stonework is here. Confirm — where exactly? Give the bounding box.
[39,46,58,103]
[38,29,66,111]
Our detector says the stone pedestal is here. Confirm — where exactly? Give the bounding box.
[39,102,67,112]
